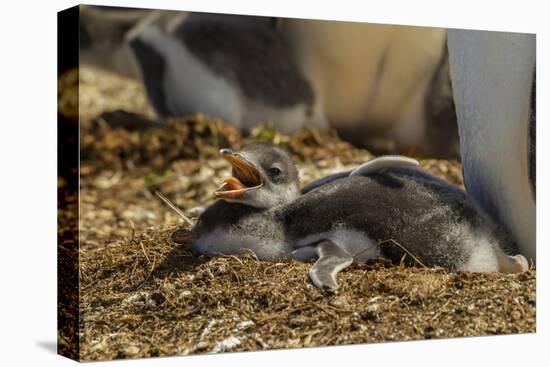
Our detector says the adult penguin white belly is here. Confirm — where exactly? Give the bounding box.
[447,30,536,262]
[279,20,456,156]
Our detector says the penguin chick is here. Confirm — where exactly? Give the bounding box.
[181,144,528,289]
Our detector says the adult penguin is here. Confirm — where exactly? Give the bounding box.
[447,29,536,262]
[128,13,327,131]
[279,19,459,157]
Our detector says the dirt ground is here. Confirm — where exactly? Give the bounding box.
[58,66,536,361]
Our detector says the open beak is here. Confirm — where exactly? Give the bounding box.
[214,148,263,199]
[171,226,193,244]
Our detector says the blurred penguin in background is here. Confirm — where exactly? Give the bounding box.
[127,13,327,132]
[279,20,459,158]
[447,30,536,262]
[79,5,151,78]
[79,6,459,158]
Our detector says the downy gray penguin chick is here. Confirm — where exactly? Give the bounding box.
[181,143,528,289]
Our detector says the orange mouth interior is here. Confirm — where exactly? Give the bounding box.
[215,153,262,199]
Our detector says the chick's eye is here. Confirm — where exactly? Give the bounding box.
[268,167,282,176]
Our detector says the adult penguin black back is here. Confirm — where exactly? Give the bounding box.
[179,144,528,289]
[128,13,327,131]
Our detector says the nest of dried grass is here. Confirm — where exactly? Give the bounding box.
[78,224,535,361]
[58,66,535,361]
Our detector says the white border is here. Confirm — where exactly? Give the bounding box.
[0,0,547,366]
